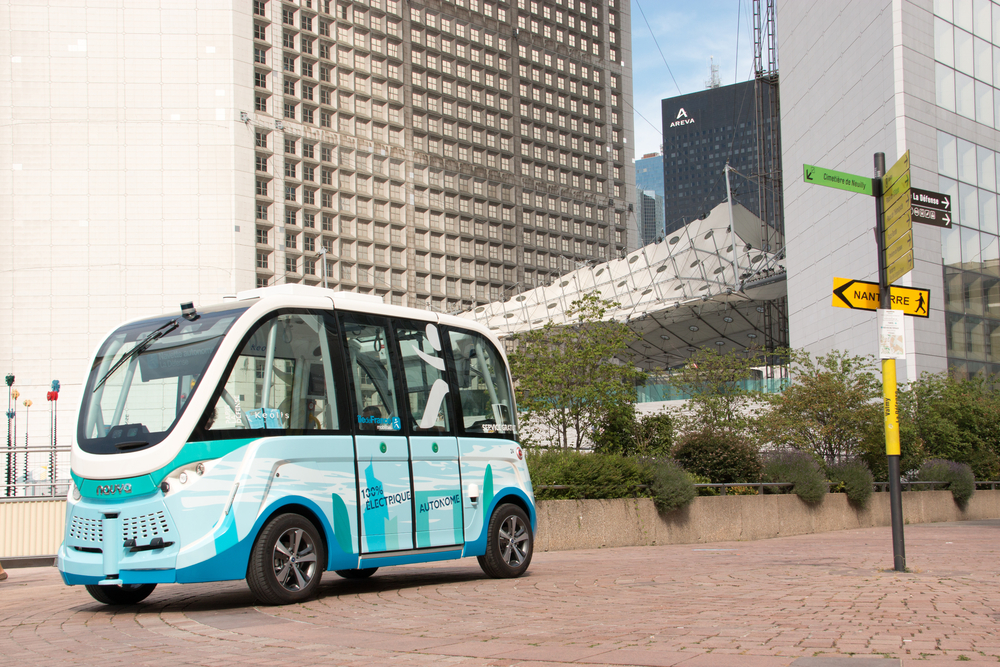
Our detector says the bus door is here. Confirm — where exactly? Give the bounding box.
[395,321,462,549]
[340,314,413,553]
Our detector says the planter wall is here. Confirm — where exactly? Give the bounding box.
[534,490,1000,552]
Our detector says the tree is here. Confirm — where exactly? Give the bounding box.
[668,346,775,438]
[759,350,883,466]
[509,294,646,450]
[901,372,1000,480]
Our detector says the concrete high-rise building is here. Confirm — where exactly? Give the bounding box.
[778,1,999,380]
[660,80,776,234]
[0,0,635,450]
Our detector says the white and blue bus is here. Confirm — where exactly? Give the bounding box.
[58,285,534,605]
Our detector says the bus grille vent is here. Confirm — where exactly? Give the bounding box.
[122,511,171,541]
[69,516,103,543]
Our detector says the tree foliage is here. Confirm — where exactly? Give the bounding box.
[759,350,882,466]
[592,407,674,458]
[902,373,1000,480]
[509,294,645,450]
[669,347,771,437]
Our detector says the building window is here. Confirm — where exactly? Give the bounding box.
[256,251,269,268]
[256,180,268,197]
[256,203,268,219]
[255,95,268,112]
[286,232,297,249]
[255,131,268,148]
[256,228,268,244]
[285,185,297,201]
[254,71,267,88]
[253,0,267,17]
[285,209,297,226]
[286,256,298,273]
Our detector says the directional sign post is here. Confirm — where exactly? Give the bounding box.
[874,152,906,574]
[803,164,874,195]
[805,152,914,572]
[831,278,930,318]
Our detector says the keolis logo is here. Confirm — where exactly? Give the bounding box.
[670,107,695,128]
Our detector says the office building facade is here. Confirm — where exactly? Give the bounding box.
[635,151,664,195]
[0,0,635,452]
[778,0,1000,380]
[660,80,775,234]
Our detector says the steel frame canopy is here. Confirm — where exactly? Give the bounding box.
[460,201,787,370]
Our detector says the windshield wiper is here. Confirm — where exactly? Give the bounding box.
[94,320,180,392]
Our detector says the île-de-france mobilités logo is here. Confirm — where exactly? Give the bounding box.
[670,107,695,128]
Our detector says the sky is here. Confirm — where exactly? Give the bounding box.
[629,0,758,159]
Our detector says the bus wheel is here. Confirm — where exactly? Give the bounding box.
[247,513,325,605]
[477,503,533,578]
[334,567,378,579]
[84,583,156,605]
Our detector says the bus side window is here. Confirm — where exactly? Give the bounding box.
[446,330,516,436]
[340,314,401,432]
[204,312,340,433]
[396,321,451,432]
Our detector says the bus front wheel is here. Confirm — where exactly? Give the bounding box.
[247,513,326,605]
[477,503,533,578]
[84,583,157,605]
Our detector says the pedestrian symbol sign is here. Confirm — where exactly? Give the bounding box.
[832,278,930,318]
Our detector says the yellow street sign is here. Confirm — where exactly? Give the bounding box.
[884,213,912,247]
[832,277,929,317]
[887,250,914,284]
[882,150,910,191]
[882,170,911,208]
[885,193,911,226]
[885,230,913,266]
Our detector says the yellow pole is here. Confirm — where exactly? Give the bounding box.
[882,358,900,456]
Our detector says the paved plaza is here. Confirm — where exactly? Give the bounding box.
[2,521,1000,666]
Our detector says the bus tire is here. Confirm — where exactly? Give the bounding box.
[84,583,156,605]
[247,513,326,605]
[477,503,532,578]
[334,567,378,579]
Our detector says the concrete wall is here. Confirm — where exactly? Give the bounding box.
[3,491,998,560]
[534,490,1000,552]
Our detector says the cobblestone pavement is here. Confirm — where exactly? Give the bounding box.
[2,521,1000,667]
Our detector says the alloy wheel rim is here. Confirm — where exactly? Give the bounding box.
[272,527,318,591]
[498,515,529,567]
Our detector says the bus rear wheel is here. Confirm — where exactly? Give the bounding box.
[247,513,325,605]
[84,583,157,605]
[477,503,533,578]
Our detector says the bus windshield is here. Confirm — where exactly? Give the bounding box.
[78,305,249,454]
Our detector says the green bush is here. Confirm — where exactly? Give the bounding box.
[826,460,874,509]
[917,459,976,509]
[592,409,674,458]
[687,472,718,496]
[648,459,696,513]
[672,428,761,483]
[526,449,650,500]
[761,450,827,504]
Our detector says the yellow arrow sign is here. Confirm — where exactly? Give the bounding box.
[882,171,911,208]
[885,194,911,230]
[884,213,912,247]
[885,230,913,266]
[882,150,910,191]
[832,277,929,317]
[887,251,914,284]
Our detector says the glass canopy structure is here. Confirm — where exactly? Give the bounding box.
[460,201,787,371]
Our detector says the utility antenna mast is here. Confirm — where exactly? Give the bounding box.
[705,56,721,89]
[752,0,787,370]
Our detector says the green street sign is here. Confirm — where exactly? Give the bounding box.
[803,164,874,196]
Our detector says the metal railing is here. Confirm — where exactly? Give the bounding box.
[537,481,1000,497]
[2,444,72,500]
